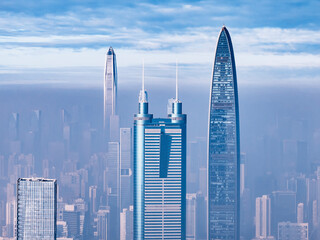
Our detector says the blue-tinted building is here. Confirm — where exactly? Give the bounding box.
[16,178,57,240]
[134,80,187,239]
[208,26,240,240]
[104,46,119,141]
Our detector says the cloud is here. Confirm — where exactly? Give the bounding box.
[0,1,319,87]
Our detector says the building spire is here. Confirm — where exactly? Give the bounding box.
[142,59,145,93]
[139,60,148,103]
[176,59,179,101]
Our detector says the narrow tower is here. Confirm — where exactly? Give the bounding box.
[134,64,187,239]
[208,26,240,240]
[104,47,118,141]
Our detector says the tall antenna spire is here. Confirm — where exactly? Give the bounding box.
[142,59,145,92]
[139,59,148,103]
[176,59,179,101]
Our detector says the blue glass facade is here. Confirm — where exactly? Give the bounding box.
[16,178,57,240]
[208,26,240,240]
[104,46,118,140]
[134,90,186,239]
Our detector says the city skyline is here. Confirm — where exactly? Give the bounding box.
[0,1,320,240]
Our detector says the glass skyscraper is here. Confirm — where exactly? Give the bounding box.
[208,26,240,240]
[16,178,57,240]
[134,77,187,239]
[104,46,119,141]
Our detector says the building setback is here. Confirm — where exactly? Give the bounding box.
[208,26,240,240]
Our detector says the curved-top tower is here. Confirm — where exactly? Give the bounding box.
[208,26,240,240]
[104,46,118,141]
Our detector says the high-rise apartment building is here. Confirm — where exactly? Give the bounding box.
[104,46,119,142]
[271,191,296,236]
[297,203,304,224]
[186,193,197,240]
[16,178,57,240]
[208,26,240,240]
[133,67,187,239]
[120,206,133,240]
[278,222,308,240]
[254,195,273,239]
[107,141,120,240]
[96,208,109,240]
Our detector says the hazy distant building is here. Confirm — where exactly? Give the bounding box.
[63,204,80,239]
[195,193,207,240]
[186,194,197,240]
[8,113,19,141]
[107,142,120,240]
[255,195,273,239]
[298,203,304,223]
[3,200,16,238]
[96,208,109,240]
[120,206,133,240]
[271,191,296,237]
[208,26,240,240]
[120,128,132,211]
[133,71,187,239]
[16,178,57,240]
[104,47,119,142]
[278,222,308,240]
[89,185,98,215]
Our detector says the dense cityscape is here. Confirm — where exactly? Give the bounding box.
[0,1,320,240]
[0,25,319,240]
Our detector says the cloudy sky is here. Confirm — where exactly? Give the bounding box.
[0,0,319,88]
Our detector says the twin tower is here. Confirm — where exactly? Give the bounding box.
[105,26,240,240]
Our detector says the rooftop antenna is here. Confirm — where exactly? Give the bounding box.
[176,59,178,101]
[142,59,145,93]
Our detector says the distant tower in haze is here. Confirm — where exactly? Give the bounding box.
[133,63,187,239]
[104,46,119,142]
[255,195,273,239]
[208,26,240,240]
[120,128,133,211]
[16,178,57,240]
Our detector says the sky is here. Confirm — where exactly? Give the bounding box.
[0,0,319,88]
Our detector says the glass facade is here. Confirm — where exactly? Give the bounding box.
[16,178,57,240]
[104,46,118,139]
[208,26,240,240]
[134,90,186,239]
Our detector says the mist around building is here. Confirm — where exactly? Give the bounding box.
[0,2,320,240]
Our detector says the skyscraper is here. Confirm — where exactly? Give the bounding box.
[16,178,57,240]
[133,65,187,239]
[106,142,120,240]
[120,206,134,240]
[254,195,273,239]
[186,193,197,240]
[104,46,119,142]
[120,128,133,211]
[208,26,240,240]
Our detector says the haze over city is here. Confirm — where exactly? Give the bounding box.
[0,0,320,240]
